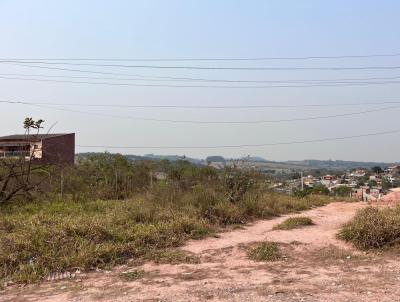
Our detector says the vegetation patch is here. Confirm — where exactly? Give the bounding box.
[0,190,338,284]
[338,206,400,250]
[146,249,200,264]
[273,217,315,230]
[120,270,145,281]
[247,242,281,262]
[0,147,345,284]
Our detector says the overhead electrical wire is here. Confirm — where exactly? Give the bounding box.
[76,129,400,149]
[1,52,400,61]
[7,63,400,85]
[3,53,400,149]
[2,99,400,109]
[2,60,400,71]
[6,101,400,124]
[3,72,400,85]
[1,75,400,89]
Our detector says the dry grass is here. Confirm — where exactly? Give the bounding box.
[338,205,400,250]
[273,216,315,230]
[0,183,340,284]
[147,249,200,264]
[247,242,281,262]
[119,270,145,281]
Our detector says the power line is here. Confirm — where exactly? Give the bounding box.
[3,72,400,85]
[2,75,400,89]
[3,62,158,78]
[8,102,400,124]
[2,52,400,61]
[76,129,400,149]
[3,60,400,71]
[2,99,400,109]
[7,63,400,85]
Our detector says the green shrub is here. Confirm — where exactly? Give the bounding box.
[338,206,400,249]
[224,169,258,203]
[203,202,246,225]
[273,217,315,230]
[332,186,352,197]
[247,242,280,261]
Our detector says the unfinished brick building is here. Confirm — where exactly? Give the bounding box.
[0,133,75,165]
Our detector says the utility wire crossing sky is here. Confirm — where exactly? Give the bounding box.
[1,0,400,161]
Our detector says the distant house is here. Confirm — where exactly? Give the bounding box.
[208,162,225,170]
[350,169,367,177]
[303,175,315,187]
[386,165,399,174]
[153,171,168,181]
[0,133,75,165]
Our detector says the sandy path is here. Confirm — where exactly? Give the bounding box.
[3,201,400,302]
[183,202,360,254]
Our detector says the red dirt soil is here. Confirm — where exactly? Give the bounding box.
[2,201,400,302]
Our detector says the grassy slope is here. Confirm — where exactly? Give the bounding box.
[0,186,339,284]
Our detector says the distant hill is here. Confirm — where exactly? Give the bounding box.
[286,159,395,170]
[206,156,226,163]
[242,156,268,162]
[142,154,204,165]
[76,152,397,171]
[78,152,204,165]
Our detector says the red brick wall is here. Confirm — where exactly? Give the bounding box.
[41,134,75,165]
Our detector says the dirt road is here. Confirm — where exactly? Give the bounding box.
[3,201,400,302]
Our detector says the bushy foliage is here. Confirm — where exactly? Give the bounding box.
[224,168,257,203]
[293,184,330,198]
[71,153,151,199]
[332,186,352,197]
[338,206,400,249]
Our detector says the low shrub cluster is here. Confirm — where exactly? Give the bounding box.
[338,206,400,249]
[273,216,315,230]
[247,242,281,261]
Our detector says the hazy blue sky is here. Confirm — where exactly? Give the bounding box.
[1,0,400,161]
